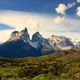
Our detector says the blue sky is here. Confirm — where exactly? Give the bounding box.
[0,0,79,15]
[0,0,80,42]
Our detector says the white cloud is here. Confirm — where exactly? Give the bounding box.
[68,2,75,8]
[27,18,39,29]
[76,7,80,16]
[52,16,65,24]
[55,4,68,15]
[0,11,80,42]
[77,0,80,3]
[0,11,39,31]
[0,30,14,42]
[0,11,40,42]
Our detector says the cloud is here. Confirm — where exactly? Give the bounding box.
[0,30,14,42]
[0,11,39,31]
[52,16,65,24]
[55,2,76,15]
[76,7,80,16]
[68,2,75,8]
[27,18,39,29]
[0,11,40,42]
[52,16,80,32]
[55,4,68,15]
[77,0,80,3]
[0,11,80,42]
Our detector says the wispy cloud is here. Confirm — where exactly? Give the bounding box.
[0,11,39,31]
[0,11,80,42]
[52,16,65,24]
[0,30,14,42]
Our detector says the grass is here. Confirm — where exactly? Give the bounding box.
[0,49,80,80]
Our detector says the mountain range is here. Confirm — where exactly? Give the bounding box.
[0,27,79,58]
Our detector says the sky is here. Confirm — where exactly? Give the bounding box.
[0,0,80,42]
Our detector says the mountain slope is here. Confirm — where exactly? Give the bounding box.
[0,49,80,80]
[0,39,41,58]
[32,32,55,54]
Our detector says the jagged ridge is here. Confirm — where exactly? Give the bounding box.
[0,27,75,58]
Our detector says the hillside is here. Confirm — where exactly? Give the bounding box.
[0,49,80,80]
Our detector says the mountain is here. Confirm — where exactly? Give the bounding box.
[0,28,74,58]
[8,28,30,42]
[32,32,55,54]
[0,28,42,58]
[48,35,74,51]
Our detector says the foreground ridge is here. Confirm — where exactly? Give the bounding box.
[0,49,80,80]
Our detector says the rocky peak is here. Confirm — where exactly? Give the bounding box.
[32,32,54,53]
[8,27,30,42]
[49,35,73,50]
[20,27,30,42]
[20,28,28,34]
[9,31,20,41]
[32,32,43,42]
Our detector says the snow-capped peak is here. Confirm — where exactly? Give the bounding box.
[48,35,74,51]
[20,27,30,42]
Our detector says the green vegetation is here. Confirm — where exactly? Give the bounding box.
[0,49,80,80]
